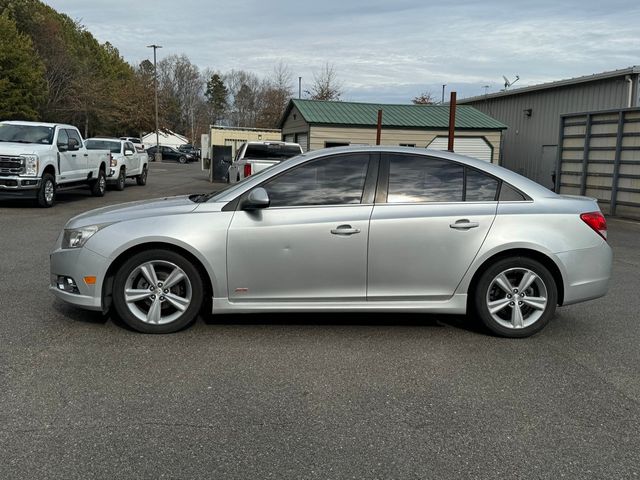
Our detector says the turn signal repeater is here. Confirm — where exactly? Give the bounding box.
[580,211,607,240]
[83,276,97,285]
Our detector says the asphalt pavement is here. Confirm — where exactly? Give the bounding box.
[1,161,639,479]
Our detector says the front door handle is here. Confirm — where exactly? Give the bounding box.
[331,225,361,235]
[450,219,479,230]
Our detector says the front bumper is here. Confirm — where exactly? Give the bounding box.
[0,176,41,199]
[49,245,109,311]
[557,240,613,305]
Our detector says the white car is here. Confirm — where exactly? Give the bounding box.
[85,138,148,190]
[228,141,302,183]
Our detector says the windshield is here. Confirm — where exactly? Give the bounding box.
[0,123,55,145]
[244,143,302,160]
[86,139,121,153]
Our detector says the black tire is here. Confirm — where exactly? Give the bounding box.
[115,167,126,191]
[178,156,187,164]
[136,165,148,186]
[473,256,557,338]
[112,249,204,334]
[90,168,106,197]
[37,173,56,208]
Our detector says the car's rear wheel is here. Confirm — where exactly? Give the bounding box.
[112,249,204,333]
[474,257,557,338]
[178,156,187,164]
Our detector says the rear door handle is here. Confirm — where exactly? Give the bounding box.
[450,219,479,230]
[331,225,361,235]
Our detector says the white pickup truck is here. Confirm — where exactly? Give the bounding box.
[85,138,149,190]
[0,121,110,207]
[227,141,303,183]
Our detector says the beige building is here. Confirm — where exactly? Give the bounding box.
[209,125,282,158]
[279,99,507,163]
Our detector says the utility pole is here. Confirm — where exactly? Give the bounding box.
[441,84,447,104]
[298,77,302,99]
[147,44,162,161]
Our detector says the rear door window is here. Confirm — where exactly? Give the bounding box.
[386,154,464,203]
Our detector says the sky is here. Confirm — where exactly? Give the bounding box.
[45,0,640,104]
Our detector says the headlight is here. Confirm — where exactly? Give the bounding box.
[62,224,108,249]
[20,155,39,176]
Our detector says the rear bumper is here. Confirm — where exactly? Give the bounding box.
[557,241,613,305]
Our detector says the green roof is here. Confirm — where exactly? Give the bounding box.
[281,99,507,130]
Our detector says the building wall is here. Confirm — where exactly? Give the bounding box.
[209,127,281,158]
[308,126,502,163]
[281,105,310,150]
[463,74,640,188]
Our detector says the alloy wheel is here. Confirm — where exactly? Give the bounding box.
[485,268,548,329]
[123,260,192,325]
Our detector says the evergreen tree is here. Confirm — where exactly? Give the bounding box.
[205,73,228,124]
[0,13,47,119]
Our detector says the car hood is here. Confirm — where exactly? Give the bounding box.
[66,195,199,229]
[0,142,53,155]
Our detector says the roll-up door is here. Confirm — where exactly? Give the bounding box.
[427,136,492,162]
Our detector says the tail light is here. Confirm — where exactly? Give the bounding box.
[580,211,607,240]
[243,164,252,178]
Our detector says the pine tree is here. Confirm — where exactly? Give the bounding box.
[0,13,47,119]
[205,73,228,124]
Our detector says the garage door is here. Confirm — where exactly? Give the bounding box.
[427,136,492,162]
[283,134,294,143]
[295,133,308,152]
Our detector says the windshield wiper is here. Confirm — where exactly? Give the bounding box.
[0,139,34,144]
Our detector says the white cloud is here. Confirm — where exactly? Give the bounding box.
[45,0,640,102]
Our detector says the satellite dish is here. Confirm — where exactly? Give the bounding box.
[503,75,520,89]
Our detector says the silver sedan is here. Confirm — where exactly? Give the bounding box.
[50,147,612,337]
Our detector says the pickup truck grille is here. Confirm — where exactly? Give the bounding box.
[0,156,24,176]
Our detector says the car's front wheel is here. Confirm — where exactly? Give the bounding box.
[178,156,187,164]
[474,257,557,338]
[115,167,126,191]
[136,165,148,186]
[112,249,204,333]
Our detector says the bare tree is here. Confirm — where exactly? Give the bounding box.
[224,69,262,127]
[308,63,343,101]
[157,54,204,137]
[256,62,294,128]
[412,91,437,105]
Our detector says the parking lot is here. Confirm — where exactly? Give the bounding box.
[1,161,639,479]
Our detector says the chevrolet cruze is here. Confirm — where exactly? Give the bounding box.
[50,147,612,337]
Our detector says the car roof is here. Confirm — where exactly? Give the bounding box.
[1,120,74,129]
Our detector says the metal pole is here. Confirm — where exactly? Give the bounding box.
[376,110,383,145]
[447,92,456,152]
[298,77,302,99]
[441,84,446,104]
[147,44,162,161]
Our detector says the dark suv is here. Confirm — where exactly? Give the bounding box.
[146,145,194,164]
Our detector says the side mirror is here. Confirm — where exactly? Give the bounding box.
[242,187,270,210]
[57,140,68,152]
[67,138,79,151]
[124,149,135,156]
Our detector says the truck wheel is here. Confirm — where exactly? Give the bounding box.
[115,168,126,191]
[136,165,148,186]
[37,173,56,208]
[91,168,106,197]
[178,156,187,164]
